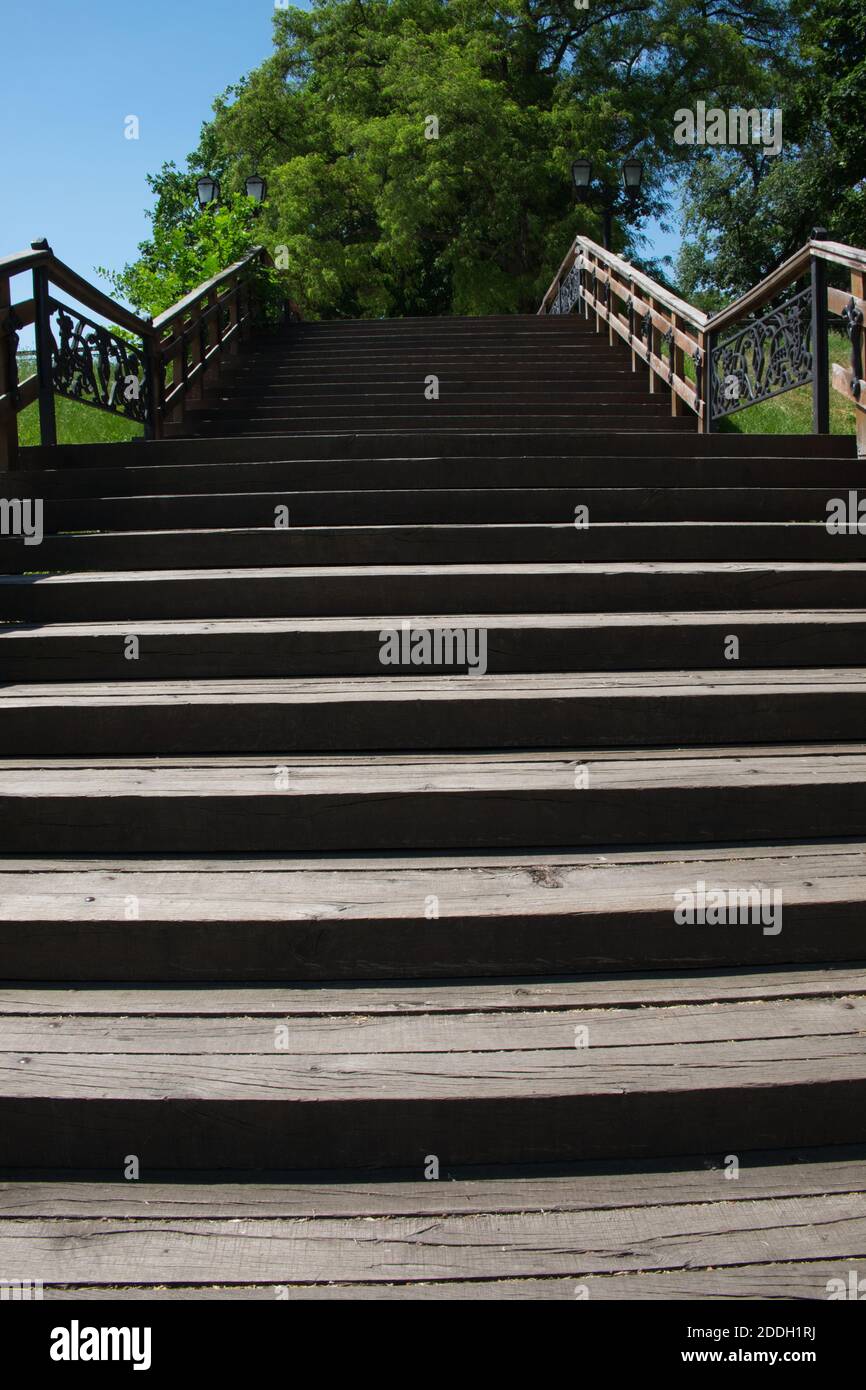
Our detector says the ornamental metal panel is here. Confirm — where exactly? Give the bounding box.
[550,260,582,315]
[709,286,813,421]
[50,299,149,425]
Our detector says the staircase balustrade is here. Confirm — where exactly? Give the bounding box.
[0,242,294,468]
[539,232,866,453]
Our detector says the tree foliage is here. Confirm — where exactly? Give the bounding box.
[109,0,839,318]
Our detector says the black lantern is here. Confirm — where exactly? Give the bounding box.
[622,158,644,196]
[244,174,267,204]
[196,176,220,209]
[571,159,592,193]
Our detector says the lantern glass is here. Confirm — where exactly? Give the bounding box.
[245,174,267,204]
[196,176,220,208]
[622,159,644,192]
[571,159,592,191]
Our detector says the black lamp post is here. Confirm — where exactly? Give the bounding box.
[571,158,644,251]
[244,174,267,205]
[196,176,220,210]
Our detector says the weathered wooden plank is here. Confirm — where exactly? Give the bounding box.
[5,561,866,624]
[2,996,865,1055]
[3,521,865,576]
[5,1146,865,1217]
[33,1263,866,1298]
[0,1196,863,1283]
[4,667,866,757]
[19,486,859,531]
[4,610,866,684]
[4,747,866,853]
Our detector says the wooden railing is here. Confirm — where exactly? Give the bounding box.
[539,233,866,453]
[0,242,293,468]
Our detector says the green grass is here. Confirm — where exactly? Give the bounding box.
[15,355,144,449]
[678,330,858,436]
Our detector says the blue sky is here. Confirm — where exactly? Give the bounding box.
[2,0,680,311]
[2,0,280,293]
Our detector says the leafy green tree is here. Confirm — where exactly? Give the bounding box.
[111,0,797,318]
[675,0,865,302]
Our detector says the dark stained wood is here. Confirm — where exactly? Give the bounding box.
[5,561,866,624]
[5,747,866,853]
[4,299,866,1294]
[3,668,866,759]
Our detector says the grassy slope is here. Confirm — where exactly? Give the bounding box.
[16,355,143,449]
[719,331,857,436]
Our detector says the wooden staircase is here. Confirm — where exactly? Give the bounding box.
[2,309,866,1298]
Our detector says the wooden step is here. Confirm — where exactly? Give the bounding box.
[2,745,866,853]
[1,845,865,980]
[17,430,856,478]
[189,416,695,436]
[4,521,864,574]
[4,562,866,623]
[26,486,856,533]
[1,972,865,1168]
[1,1145,864,1297]
[3,1144,866,1297]
[3,611,866,682]
[4,670,866,757]
[14,456,866,501]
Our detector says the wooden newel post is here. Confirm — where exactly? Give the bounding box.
[704,328,716,434]
[810,238,830,435]
[0,272,19,471]
[32,263,57,448]
[143,324,162,440]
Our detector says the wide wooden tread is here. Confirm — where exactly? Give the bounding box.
[3,669,866,756]
[2,1146,864,1297]
[3,746,866,852]
[2,971,865,1166]
[1,843,864,979]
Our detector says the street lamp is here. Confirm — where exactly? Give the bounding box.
[196,176,220,209]
[571,159,593,193]
[571,157,644,250]
[244,174,267,204]
[622,158,644,197]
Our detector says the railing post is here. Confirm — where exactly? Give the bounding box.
[850,266,866,457]
[671,313,685,416]
[704,328,716,434]
[143,324,162,441]
[810,245,830,435]
[648,298,659,394]
[32,263,57,447]
[0,272,19,470]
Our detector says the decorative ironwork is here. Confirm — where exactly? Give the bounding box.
[840,295,864,402]
[550,261,582,315]
[625,297,634,339]
[693,344,704,401]
[662,326,674,382]
[1,308,21,407]
[640,309,652,343]
[50,300,148,424]
[709,286,813,421]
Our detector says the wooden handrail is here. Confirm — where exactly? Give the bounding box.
[0,241,293,467]
[539,236,709,331]
[0,244,151,337]
[538,229,866,449]
[153,247,270,331]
